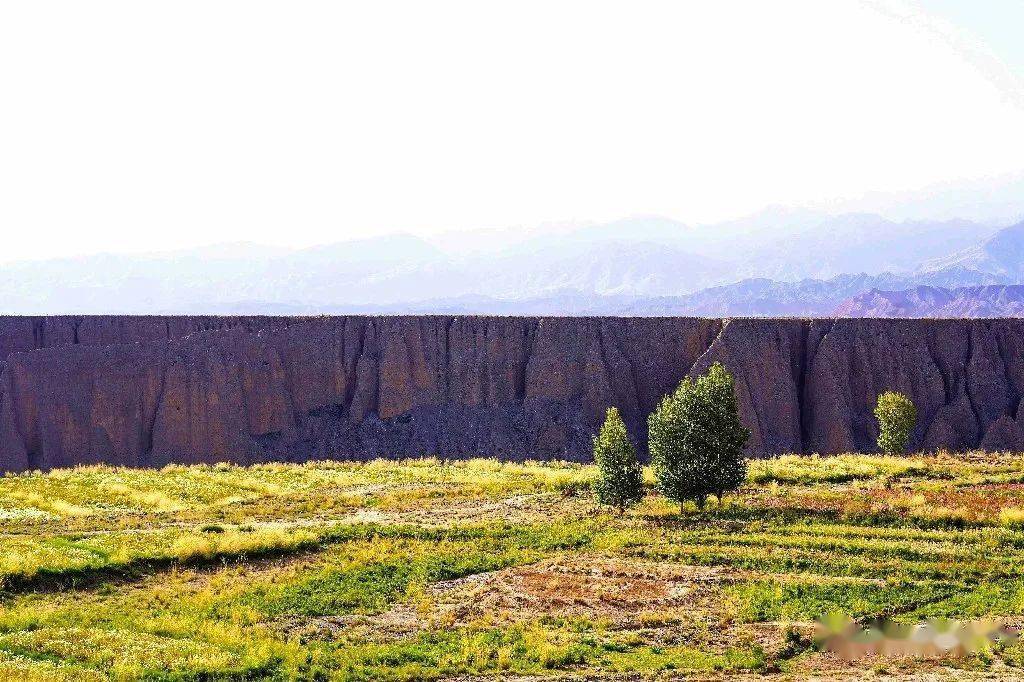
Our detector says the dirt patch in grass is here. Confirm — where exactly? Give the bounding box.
[425,555,739,626]
[283,555,741,643]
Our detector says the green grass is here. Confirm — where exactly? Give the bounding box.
[727,577,956,622]
[747,453,934,484]
[3,453,1024,679]
[232,530,591,619]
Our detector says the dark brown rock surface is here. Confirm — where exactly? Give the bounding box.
[0,315,1020,471]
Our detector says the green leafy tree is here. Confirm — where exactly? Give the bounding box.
[648,362,750,512]
[874,391,916,455]
[593,407,644,514]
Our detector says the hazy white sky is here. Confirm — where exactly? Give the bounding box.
[2,0,1023,259]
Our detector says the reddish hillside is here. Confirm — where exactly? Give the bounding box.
[1,315,1023,471]
[835,285,1024,317]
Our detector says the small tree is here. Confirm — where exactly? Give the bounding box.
[648,362,750,513]
[874,391,916,455]
[593,407,644,514]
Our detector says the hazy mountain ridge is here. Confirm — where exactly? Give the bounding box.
[919,222,1024,280]
[0,212,1020,316]
[610,219,1024,317]
[835,285,1024,318]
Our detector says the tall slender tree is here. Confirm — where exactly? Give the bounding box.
[593,407,644,514]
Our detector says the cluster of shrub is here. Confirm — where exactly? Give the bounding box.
[592,362,918,515]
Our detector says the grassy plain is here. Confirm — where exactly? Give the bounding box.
[2,453,1024,679]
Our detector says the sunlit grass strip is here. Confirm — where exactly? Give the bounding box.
[624,541,999,581]
[0,650,106,682]
[0,524,324,590]
[674,529,986,564]
[326,621,767,680]
[0,627,240,677]
[748,454,936,484]
[0,458,598,522]
[759,521,1007,544]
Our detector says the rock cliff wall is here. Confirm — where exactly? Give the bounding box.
[0,315,1020,471]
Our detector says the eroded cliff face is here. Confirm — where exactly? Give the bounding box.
[0,315,1020,471]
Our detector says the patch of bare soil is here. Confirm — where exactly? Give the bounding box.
[283,554,743,645]
[425,554,733,626]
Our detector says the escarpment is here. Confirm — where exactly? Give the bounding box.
[0,315,1022,471]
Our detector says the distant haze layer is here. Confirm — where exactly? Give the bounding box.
[3,208,1024,317]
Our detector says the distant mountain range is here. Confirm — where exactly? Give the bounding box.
[3,210,1024,317]
[835,285,1024,318]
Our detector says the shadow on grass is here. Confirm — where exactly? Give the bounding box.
[0,542,324,598]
